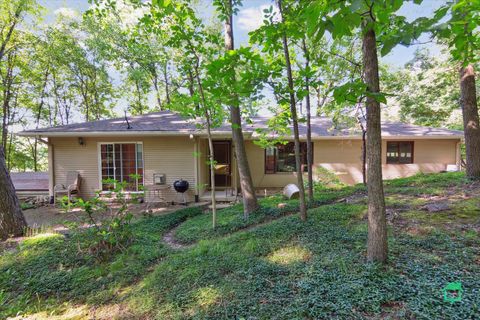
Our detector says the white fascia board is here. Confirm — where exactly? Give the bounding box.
[17,131,198,138]
[17,130,462,140]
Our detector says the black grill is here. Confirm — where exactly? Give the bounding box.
[173,179,189,193]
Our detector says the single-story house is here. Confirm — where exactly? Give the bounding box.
[19,111,463,202]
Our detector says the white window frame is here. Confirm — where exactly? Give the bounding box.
[97,142,144,192]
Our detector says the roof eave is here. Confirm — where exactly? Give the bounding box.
[17,130,199,138]
[17,131,463,140]
[17,130,249,138]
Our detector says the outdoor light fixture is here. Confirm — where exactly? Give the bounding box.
[78,137,84,146]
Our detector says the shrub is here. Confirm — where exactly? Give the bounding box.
[311,166,346,190]
[71,178,141,261]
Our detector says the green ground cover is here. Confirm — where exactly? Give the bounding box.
[0,172,478,319]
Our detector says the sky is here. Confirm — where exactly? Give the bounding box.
[32,0,447,123]
[39,0,446,67]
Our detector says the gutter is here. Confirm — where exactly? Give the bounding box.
[17,130,255,138]
[16,131,463,140]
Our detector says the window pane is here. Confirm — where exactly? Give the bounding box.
[399,142,413,164]
[136,144,143,187]
[114,144,121,182]
[265,147,276,173]
[137,144,143,168]
[265,142,309,173]
[386,142,399,164]
[101,144,115,190]
[277,143,296,172]
[122,144,137,191]
[386,141,413,164]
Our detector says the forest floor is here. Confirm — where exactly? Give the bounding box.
[1,172,479,319]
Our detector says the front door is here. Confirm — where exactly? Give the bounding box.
[211,141,231,188]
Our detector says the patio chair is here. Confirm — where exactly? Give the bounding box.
[54,171,80,205]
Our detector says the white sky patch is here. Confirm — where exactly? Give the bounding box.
[116,1,148,28]
[53,7,78,20]
[237,4,277,32]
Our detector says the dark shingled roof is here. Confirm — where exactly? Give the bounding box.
[22,112,196,134]
[19,110,463,138]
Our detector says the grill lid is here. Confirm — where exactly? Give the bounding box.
[173,179,189,193]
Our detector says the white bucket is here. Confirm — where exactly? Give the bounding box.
[446,164,458,172]
[283,184,300,199]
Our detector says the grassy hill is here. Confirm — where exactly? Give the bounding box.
[1,172,479,319]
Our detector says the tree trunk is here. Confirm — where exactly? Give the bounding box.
[206,128,217,229]
[362,25,387,263]
[460,64,480,178]
[1,54,14,157]
[302,38,314,202]
[163,62,171,104]
[277,0,307,221]
[193,63,217,229]
[0,5,22,62]
[357,115,367,186]
[152,72,163,110]
[187,68,198,112]
[0,146,27,240]
[362,128,367,186]
[224,0,259,218]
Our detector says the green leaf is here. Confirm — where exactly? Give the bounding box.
[380,38,397,56]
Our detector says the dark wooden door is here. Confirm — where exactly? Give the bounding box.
[211,141,231,188]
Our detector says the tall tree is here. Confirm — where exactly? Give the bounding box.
[460,65,480,176]
[217,0,259,218]
[304,0,433,263]
[277,0,307,221]
[84,3,174,112]
[382,49,462,128]
[0,146,27,240]
[301,38,314,202]
[148,0,225,228]
[362,22,387,263]
[0,0,37,239]
[433,1,480,178]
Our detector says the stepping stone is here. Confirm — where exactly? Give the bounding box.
[423,202,450,212]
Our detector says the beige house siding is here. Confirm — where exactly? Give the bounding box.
[244,138,461,187]
[50,136,197,201]
[379,139,459,184]
[49,136,461,201]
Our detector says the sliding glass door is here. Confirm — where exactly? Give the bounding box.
[100,143,143,191]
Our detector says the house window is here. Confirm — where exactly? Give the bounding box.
[265,142,310,173]
[100,143,143,191]
[386,141,414,164]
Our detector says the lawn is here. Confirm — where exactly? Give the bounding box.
[1,172,479,319]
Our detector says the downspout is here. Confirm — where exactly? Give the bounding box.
[44,137,55,204]
[232,141,238,197]
[456,140,462,170]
